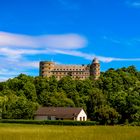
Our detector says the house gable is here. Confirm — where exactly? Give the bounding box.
[76,109,87,121]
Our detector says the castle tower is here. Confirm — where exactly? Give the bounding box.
[39,61,55,77]
[90,58,100,80]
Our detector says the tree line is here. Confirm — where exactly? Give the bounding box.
[0,65,140,124]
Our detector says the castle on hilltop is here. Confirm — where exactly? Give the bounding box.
[39,58,100,80]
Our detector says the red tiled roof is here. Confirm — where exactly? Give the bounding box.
[35,107,83,118]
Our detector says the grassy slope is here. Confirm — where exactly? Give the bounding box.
[0,123,140,140]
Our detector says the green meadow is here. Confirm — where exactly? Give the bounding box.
[0,124,140,140]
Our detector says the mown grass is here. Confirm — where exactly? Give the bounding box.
[0,123,140,140]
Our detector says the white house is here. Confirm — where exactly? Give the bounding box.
[34,107,87,121]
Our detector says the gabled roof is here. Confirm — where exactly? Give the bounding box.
[35,107,83,119]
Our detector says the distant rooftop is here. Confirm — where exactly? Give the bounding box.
[35,107,83,118]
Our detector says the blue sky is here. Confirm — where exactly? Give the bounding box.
[0,0,140,81]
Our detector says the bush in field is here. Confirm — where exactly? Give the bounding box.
[91,105,120,125]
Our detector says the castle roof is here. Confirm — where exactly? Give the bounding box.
[92,57,99,64]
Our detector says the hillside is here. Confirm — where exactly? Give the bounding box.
[0,65,140,124]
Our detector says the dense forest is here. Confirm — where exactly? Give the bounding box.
[0,65,140,124]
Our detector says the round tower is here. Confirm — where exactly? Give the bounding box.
[39,61,55,77]
[90,58,100,80]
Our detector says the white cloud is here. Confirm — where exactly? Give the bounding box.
[20,61,39,68]
[40,34,87,49]
[49,49,140,63]
[0,57,39,81]
[0,76,13,82]
[103,36,121,44]
[102,35,140,46]
[0,32,38,48]
[1,31,140,81]
[0,31,87,50]
[0,31,140,64]
[0,47,48,59]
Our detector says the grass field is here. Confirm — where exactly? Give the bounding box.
[0,123,140,140]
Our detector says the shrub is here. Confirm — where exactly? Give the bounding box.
[0,119,98,126]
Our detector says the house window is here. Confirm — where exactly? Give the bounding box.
[80,117,82,121]
[83,117,85,121]
[51,116,56,120]
[48,116,51,120]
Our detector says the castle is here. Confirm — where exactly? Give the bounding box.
[39,58,100,80]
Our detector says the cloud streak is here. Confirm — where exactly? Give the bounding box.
[0,31,140,81]
[51,49,140,63]
[1,31,140,63]
[102,35,140,46]
[0,32,87,50]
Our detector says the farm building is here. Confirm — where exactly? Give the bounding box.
[34,107,87,121]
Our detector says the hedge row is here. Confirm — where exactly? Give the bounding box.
[0,119,99,126]
[130,122,140,126]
